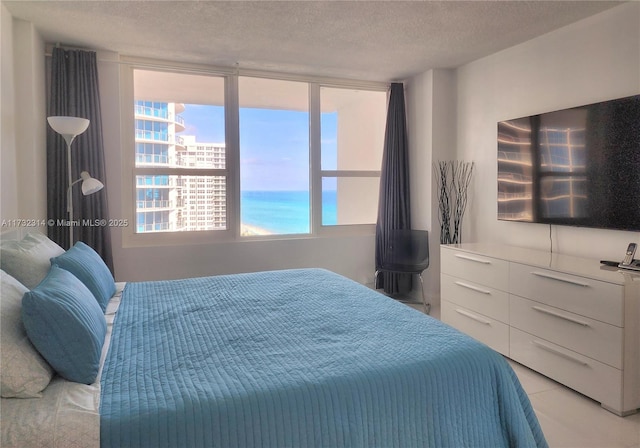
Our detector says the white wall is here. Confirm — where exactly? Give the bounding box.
[454,2,640,261]
[14,20,46,222]
[107,234,376,282]
[1,9,46,224]
[405,69,457,306]
[1,4,18,219]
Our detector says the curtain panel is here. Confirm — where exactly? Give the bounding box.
[47,48,113,272]
[375,83,412,294]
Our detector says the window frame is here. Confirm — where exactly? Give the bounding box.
[119,58,388,248]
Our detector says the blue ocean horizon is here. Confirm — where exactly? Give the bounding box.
[241,190,336,234]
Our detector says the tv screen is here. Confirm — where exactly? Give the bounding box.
[497,94,640,231]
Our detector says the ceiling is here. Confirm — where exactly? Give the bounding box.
[3,0,623,82]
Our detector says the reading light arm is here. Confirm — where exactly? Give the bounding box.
[67,171,104,212]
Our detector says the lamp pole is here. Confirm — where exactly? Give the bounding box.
[47,116,103,249]
[66,136,75,246]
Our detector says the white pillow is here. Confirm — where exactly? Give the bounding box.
[1,270,54,398]
[0,232,65,289]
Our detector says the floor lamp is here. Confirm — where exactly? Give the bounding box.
[47,116,104,249]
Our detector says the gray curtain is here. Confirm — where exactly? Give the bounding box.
[47,48,113,272]
[375,83,412,294]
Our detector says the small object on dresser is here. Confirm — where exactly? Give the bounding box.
[618,243,639,271]
[618,260,640,272]
[600,260,620,267]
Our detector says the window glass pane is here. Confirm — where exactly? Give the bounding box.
[239,77,309,236]
[322,177,337,226]
[322,177,379,226]
[133,69,226,170]
[135,175,226,233]
[320,87,386,171]
[133,69,226,234]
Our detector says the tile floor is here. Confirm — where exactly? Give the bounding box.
[509,359,640,448]
[420,304,640,448]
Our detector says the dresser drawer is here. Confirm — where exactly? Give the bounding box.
[510,328,622,412]
[441,248,509,291]
[510,263,623,327]
[510,295,623,369]
[441,300,509,356]
[441,273,509,322]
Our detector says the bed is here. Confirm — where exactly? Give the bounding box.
[1,231,547,448]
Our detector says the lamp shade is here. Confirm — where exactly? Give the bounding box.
[47,116,90,146]
[79,171,104,195]
[47,116,90,136]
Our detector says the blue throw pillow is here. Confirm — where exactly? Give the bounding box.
[21,266,106,384]
[51,241,115,312]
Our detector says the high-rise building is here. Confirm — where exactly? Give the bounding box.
[134,101,226,233]
[178,135,226,231]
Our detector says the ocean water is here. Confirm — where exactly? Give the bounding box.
[241,190,336,234]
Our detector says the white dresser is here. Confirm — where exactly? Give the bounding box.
[441,243,640,416]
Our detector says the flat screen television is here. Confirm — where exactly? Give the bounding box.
[497,94,640,231]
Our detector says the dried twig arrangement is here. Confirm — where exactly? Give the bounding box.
[433,160,474,244]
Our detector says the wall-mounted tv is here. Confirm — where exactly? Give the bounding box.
[497,94,640,232]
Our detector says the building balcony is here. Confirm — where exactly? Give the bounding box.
[175,135,186,150]
[135,156,170,166]
[136,180,175,188]
[173,114,186,132]
[135,105,185,132]
[135,129,169,143]
[136,200,172,210]
[134,104,169,120]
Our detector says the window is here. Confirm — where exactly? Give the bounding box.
[239,77,310,236]
[320,87,386,226]
[127,64,387,243]
[132,69,226,234]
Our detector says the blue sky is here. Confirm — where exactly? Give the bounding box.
[180,105,337,191]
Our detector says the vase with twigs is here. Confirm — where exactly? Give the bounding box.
[434,160,474,244]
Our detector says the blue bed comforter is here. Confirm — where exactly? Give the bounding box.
[100,268,547,448]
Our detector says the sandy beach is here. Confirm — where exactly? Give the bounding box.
[241,224,272,236]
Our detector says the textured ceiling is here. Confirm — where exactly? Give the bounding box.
[4,0,623,82]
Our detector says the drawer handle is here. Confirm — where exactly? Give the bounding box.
[531,339,589,366]
[531,271,590,287]
[531,306,590,327]
[455,308,491,325]
[454,281,491,295]
[455,254,492,264]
